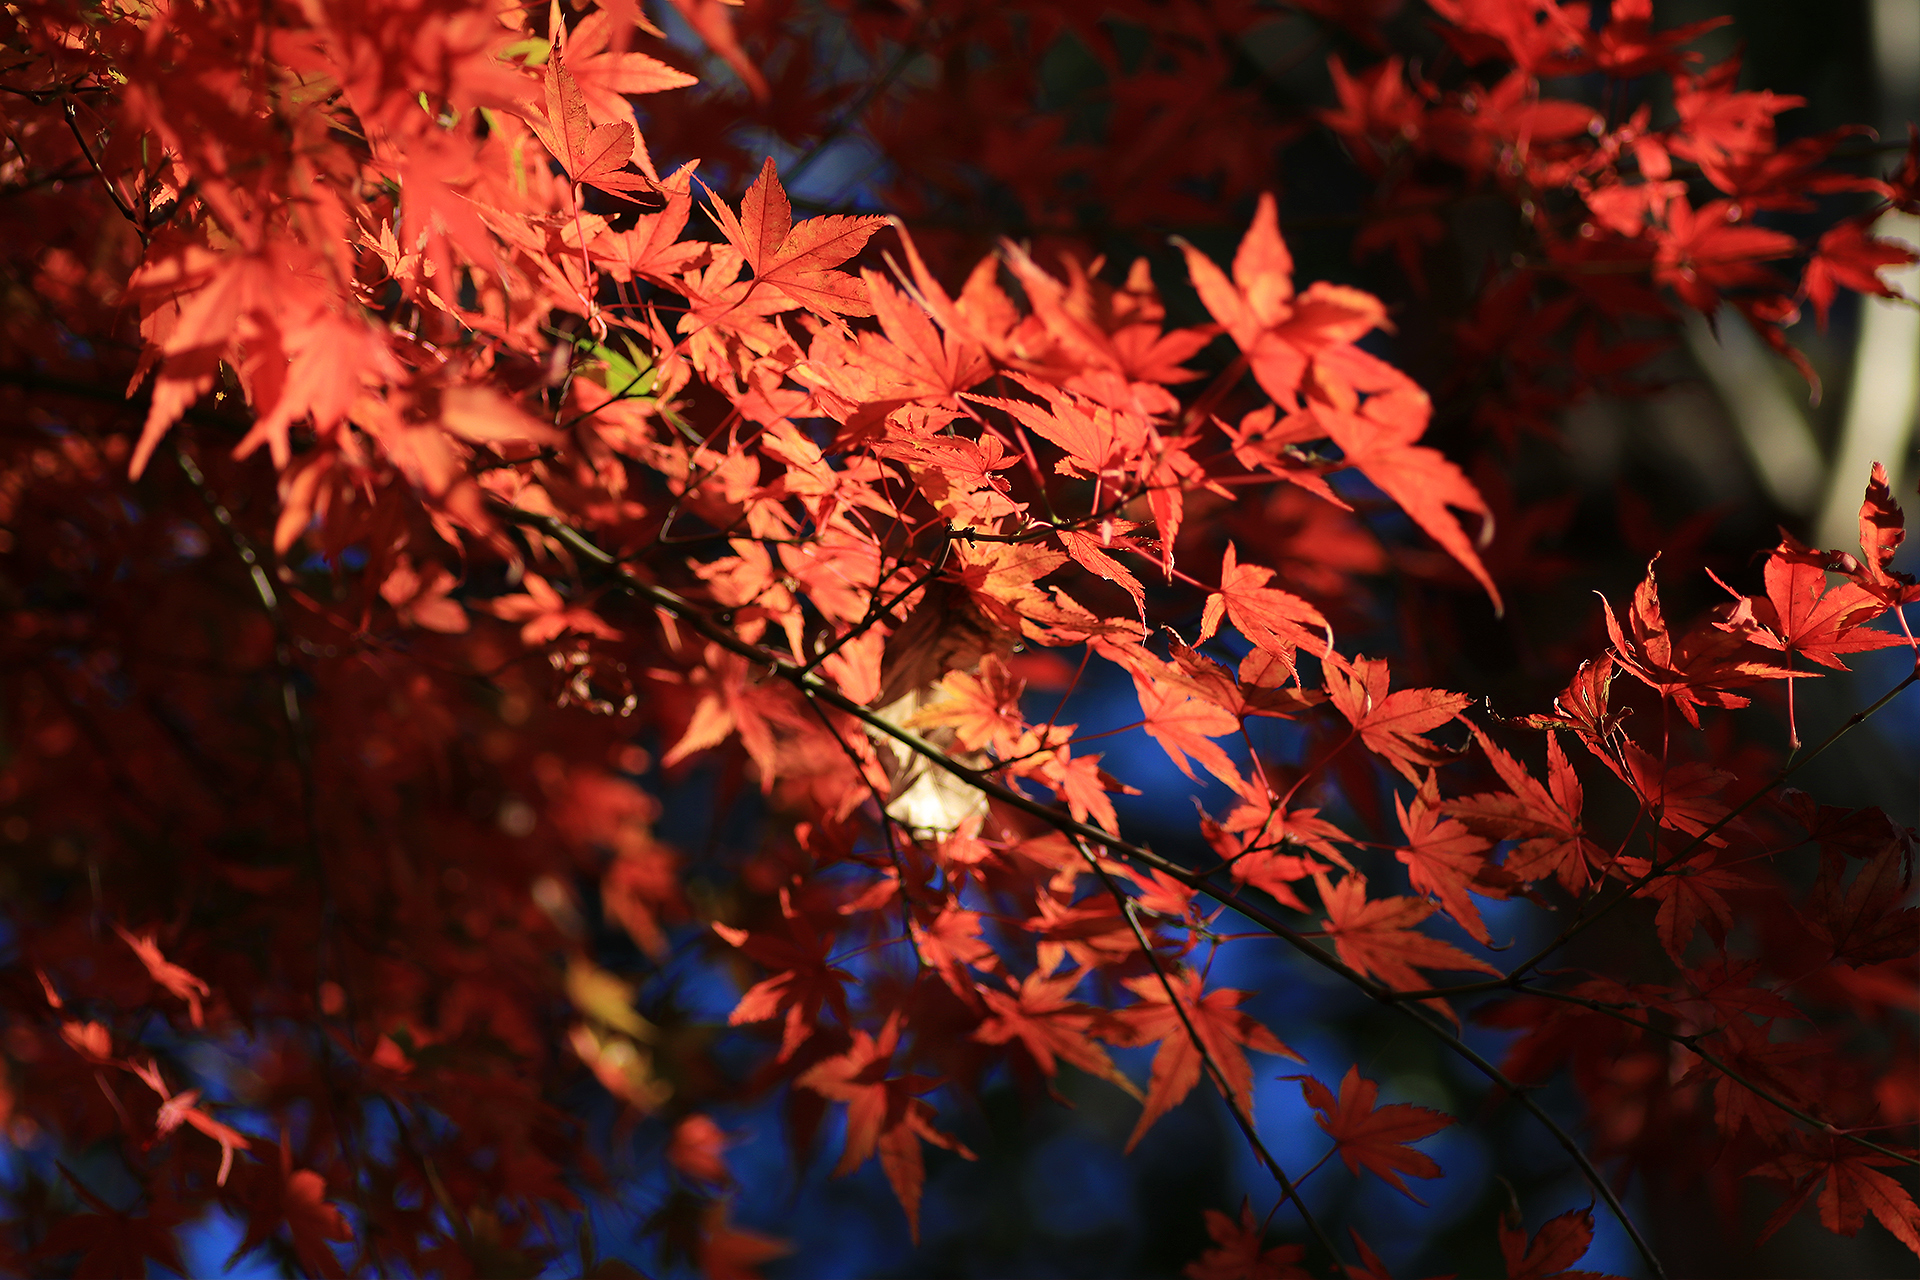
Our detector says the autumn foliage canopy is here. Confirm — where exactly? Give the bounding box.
[1,0,1918,1276]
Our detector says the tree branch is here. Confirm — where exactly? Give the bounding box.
[1392,664,1920,1004]
[1512,984,1920,1170]
[508,505,1670,1280]
[1078,840,1343,1271]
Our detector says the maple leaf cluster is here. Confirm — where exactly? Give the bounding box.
[0,0,1915,1277]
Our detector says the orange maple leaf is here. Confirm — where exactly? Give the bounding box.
[970,379,1157,485]
[560,12,696,173]
[1311,387,1504,612]
[1129,666,1245,790]
[711,888,853,1060]
[1177,191,1388,403]
[487,573,622,646]
[526,41,651,193]
[1394,772,1511,946]
[1058,527,1148,617]
[903,653,1027,754]
[116,925,210,1027]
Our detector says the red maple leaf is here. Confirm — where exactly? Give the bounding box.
[1497,1206,1623,1280]
[1183,1198,1310,1280]
[1324,657,1470,784]
[1394,771,1511,945]
[696,1201,792,1280]
[34,1196,186,1280]
[1027,889,1146,973]
[1115,969,1301,1152]
[660,0,767,99]
[1588,0,1729,78]
[1712,546,1905,743]
[1294,1065,1453,1200]
[1427,0,1589,74]
[1618,845,1753,960]
[1718,550,1904,672]
[1754,1137,1920,1259]
[225,1141,354,1280]
[1059,527,1148,617]
[379,556,469,635]
[1602,559,1793,727]
[1652,197,1796,311]
[1513,656,1627,747]
[1447,728,1607,894]
[1806,832,1920,967]
[996,243,1212,416]
[712,888,853,1060]
[1801,218,1918,328]
[818,267,991,424]
[1818,462,1920,609]
[1159,637,1328,722]
[1615,740,1736,841]
[666,1114,733,1184]
[1692,1016,1824,1141]
[589,168,708,284]
[1316,872,1500,996]
[706,157,888,318]
[971,379,1156,490]
[795,1014,975,1242]
[971,969,1139,1097]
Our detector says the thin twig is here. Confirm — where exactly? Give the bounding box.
[784,15,934,189]
[1513,985,1920,1169]
[1079,840,1343,1272]
[1387,998,1667,1280]
[1392,666,1920,1004]
[174,443,381,1260]
[62,98,143,241]
[797,552,949,678]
